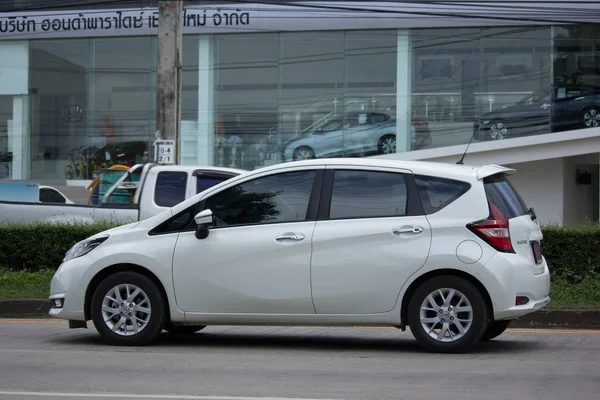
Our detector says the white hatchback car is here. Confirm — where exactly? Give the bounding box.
[49,158,550,353]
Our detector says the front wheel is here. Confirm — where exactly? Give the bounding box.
[91,271,166,346]
[408,275,488,353]
[480,320,511,341]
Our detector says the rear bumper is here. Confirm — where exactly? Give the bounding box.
[475,253,551,321]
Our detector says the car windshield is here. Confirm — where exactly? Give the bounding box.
[517,89,550,105]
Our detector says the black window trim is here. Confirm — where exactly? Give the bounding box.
[414,173,472,215]
[317,168,424,221]
[149,168,325,236]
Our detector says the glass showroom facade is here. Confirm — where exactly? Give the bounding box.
[0,7,599,180]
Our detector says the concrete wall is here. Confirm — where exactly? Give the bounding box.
[506,158,565,226]
[506,154,599,226]
[562,154,599,225]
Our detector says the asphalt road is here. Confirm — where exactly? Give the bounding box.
[0,319,599,400]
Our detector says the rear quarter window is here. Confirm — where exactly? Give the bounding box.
[154,171,188,207]
[483,174,528,219]
[414,174,471,214]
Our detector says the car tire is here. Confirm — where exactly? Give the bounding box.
[581,106,600,129]
[164,323,206,335]
[489,121,508,140]
[408,275,488,353]
[292,146,316,161]
[377,134,396,154]
[480,320,511,341]
[91,271,166,346]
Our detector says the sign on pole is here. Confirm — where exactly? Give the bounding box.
[154,139,175,165]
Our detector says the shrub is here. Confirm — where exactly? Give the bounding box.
[541,223,600,283]
[0,221,599,282]
[0,221,122,272]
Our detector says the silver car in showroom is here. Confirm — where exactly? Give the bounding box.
[281,111,432,161]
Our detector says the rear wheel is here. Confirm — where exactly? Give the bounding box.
[91,271,166,346]
[480,320,511,341]
[582,106,600,129]
[489,121,508,140]
[292,146,315,161]
[164,323,206,335]
[408,275,488,353]
[377,134,396,154]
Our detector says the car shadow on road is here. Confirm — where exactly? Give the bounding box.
[47,327,540,355]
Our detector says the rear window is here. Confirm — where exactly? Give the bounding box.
[196,175,231,194]
[414,175,471,214]
[154,171,187,207]
[483,174,528,219]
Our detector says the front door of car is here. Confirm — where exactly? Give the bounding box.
[511,91,553,134]
[171,167,323,314]
[310,167,432,314]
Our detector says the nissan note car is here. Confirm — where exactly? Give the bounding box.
[49,158,550,353]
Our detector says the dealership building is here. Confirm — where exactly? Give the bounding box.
[0,1,599,225]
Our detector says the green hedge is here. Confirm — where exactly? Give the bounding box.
[540,223,600,283]
[0,221,120,272]
[0,221,599,283]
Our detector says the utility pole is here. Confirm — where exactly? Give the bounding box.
[155,0,183,165]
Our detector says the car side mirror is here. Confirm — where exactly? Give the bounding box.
[194,209,213,240]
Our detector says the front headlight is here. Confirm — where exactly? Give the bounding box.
[63,235,109,262]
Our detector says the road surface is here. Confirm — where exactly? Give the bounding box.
[0,319,599,400]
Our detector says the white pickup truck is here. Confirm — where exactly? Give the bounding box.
[0,163,244,225]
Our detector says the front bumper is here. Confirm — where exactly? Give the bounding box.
[48,257,91,322]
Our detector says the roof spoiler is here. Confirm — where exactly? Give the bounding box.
[475,164,516,180]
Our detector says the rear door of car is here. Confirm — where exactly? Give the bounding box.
[309,165,432,314]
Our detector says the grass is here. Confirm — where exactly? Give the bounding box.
[0,268,55,300]
[1,268,599,309]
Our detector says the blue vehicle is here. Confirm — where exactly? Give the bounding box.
[281,111,432,161]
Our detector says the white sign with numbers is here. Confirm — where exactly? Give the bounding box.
[154,139,175,165]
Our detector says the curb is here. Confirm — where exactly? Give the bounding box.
[0,300,51,319]
[1,300,599,330]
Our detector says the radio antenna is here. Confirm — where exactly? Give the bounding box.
[456,133,476,165]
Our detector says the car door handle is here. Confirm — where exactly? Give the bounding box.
[393,227,424,235]
[275,233,305,241]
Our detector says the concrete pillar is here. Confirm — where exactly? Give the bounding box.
[156,0,183,163]
[396,29,412,153]
[196,36,215,166]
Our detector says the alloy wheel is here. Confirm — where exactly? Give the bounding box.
[490,122,507,140]
[293,148,315,161]
[584,108,600,128]
[419,288,473,342]
[101,283,151,337]
[380,136,397,154]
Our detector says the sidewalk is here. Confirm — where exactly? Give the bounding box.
[1,300,599,329]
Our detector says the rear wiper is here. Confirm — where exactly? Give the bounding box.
[528,207,537,221]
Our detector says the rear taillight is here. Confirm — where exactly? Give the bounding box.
[467,202,515,253]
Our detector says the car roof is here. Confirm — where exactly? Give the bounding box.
[149,165,247,175]
[252,158,515,181]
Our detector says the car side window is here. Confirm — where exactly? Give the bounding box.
[39,188,66,204]
[205,170,317,228]
[196,174,233,194]
[414,174,471,214]
[328,170,407,219]
[154,171,187,207]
